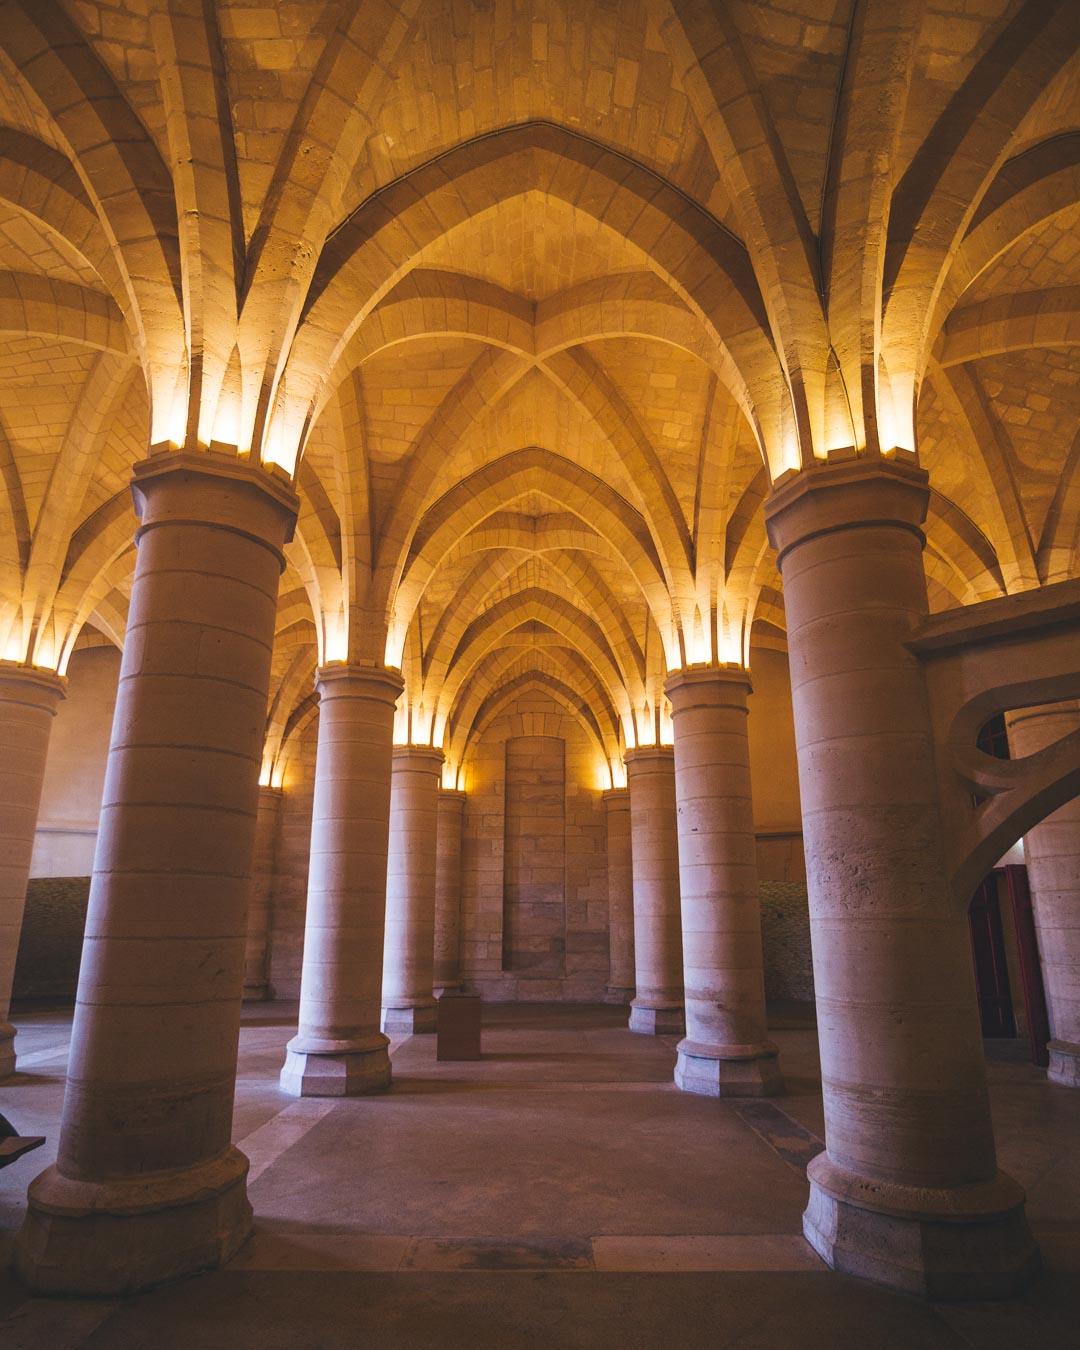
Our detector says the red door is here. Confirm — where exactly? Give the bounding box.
[968,876,1017,1038]
[1001,865,1051,1067]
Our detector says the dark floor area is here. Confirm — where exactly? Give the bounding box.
[0,1002,1078,1348]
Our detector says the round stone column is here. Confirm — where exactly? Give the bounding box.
[1006,701,1080,1088]
[665,666,782,1096]
[280,664,403,1095]
[765,456,1037,1299]
[602,787,634,1002]
[243,784,281,1000]
[0,665,66,1078]
[382,746,444,1033]
[434,787,466,995]
[15,450,298,1295]
[624,746,684,1034]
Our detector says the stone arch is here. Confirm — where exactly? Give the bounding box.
[460,670,614,780]
[881,3,1080,427]
[1036,428,1080,584]
[417,549,646,718]
[0,273,128,354]
[950,726,1080,908]
[945,132,1080,313]
[289,120,785,473]
[0,126,130,313]
[655,0,830,461]
[0,4,185,423]
[448,642,621,757]
[433,586,635,735]
[387,446,673,662]
[938,287,1080,367]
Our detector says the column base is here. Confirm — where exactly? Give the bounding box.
[1047,1039,1080,1088]
[382,1003,437,1034]
[13,1148,252,1296]
[674,1038,783,1097]
[242,981,269,1002]
[628,1001,684,1035]
[802,1153,1039,1299]
[434,981,463,998]
[280,1033,391,1097]
[605,984,634,1005]
[0,1020,16,1079]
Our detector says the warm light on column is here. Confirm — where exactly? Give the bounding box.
[876,360,915,455]
[150,378,189,449]
[206,391,243,451]
[383,622,407,670]
[262,410,301,476]
[2,630,25,664]
[684,615,711,666]
[322,608,348,665]
[32,640,58,673]
[0,642,65,678]
[259,746,289,790]
[779,430,802,475]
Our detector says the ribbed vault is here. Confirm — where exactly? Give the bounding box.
[0,0,1073,783]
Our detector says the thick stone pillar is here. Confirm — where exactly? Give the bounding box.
[243,784,281,1000]
[602,787,634,1001]
[665,667,782,1096]
[382,746,443,1032]
[766,456,1037,1299]
[0,665,66,1078]
[624,746,684,1034]
[280,664,403,1095]
[15,450,297,1295]
[434,787,466,995]
[1006,702,1080,1088]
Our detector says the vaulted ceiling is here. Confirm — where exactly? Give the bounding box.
[0,0,1076,786]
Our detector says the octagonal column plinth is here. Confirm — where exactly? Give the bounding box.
[766,457,1037,1299]
[434,788,466,996]
[624,747,684,1035]
[382,746,444,1033]
[1006,701,1080,1088]
[0,665,66,1079]
[665,667,781,1097]
[602,788,634,1002]
[281,665,403,1096]
[243,785,282,1000]
[15,451,298,1296]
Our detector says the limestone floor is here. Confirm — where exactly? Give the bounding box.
[0,1002,1078,1348]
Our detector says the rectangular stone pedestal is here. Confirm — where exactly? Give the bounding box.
[437,993,482,1060]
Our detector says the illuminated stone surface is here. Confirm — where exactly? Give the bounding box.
[0,0,1076,1313]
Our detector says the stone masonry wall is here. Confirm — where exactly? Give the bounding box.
[265,681,813,1007]
[267,723,317,999]
[759,881,814,1003]
[502,735,567,975]
[461,692,608,1002]
[12,877,91,1003]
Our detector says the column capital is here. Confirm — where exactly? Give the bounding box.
[132,449,299,566]
[664,664,751,710]
[0,663,67,712]
[438,786,467,803]
[601,786,629,806]
[623,744,675,770]
[315,662,404,705]
[764,455,929,568]
[392,744,445,771]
